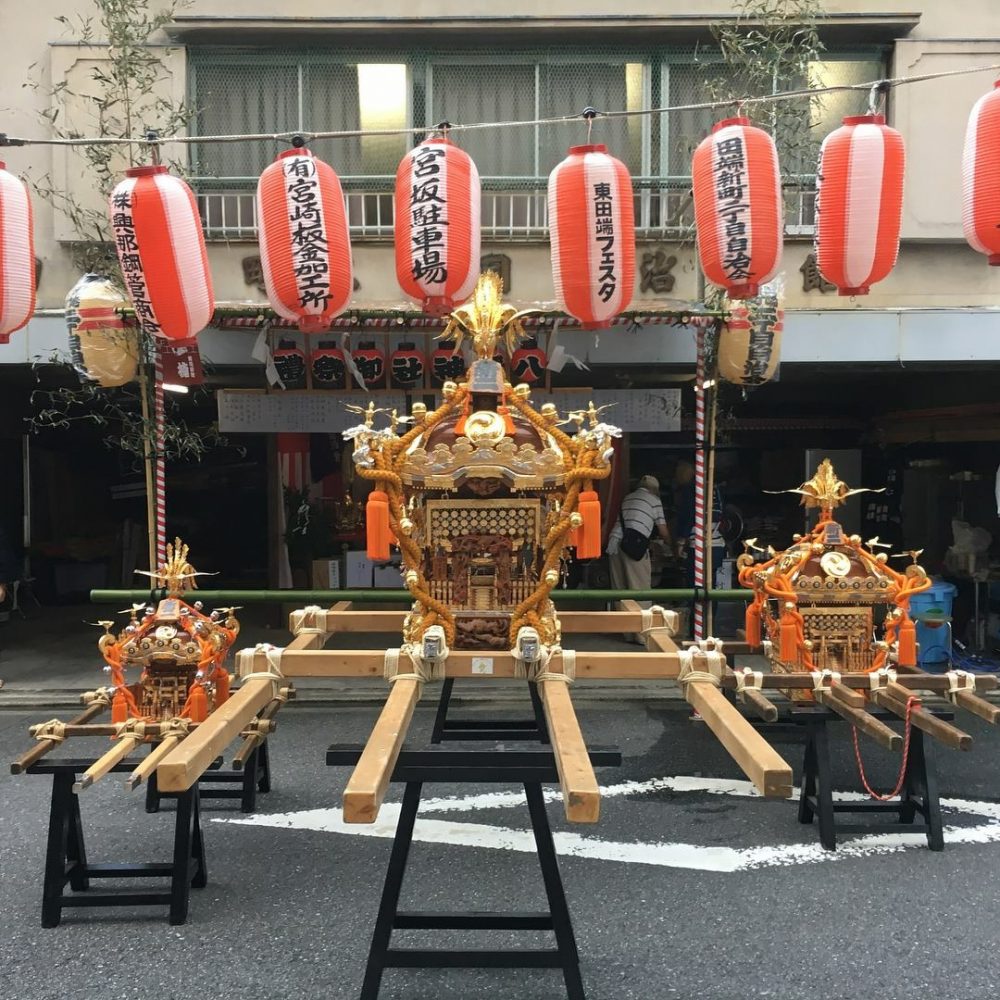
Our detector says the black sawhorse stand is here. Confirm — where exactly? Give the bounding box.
[27,758,207,927]
[145,739,271,814]
[756,707,945,851]
[329,680,621,1000]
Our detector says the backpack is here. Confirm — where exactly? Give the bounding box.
[618,510,651,561]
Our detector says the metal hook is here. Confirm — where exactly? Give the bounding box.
[867,80,890,117]
[144,129,161,166]
[582,107,598,144]
[291,133,307,149]
[434,121,451,140]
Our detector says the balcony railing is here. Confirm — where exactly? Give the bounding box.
[195,175,816,242]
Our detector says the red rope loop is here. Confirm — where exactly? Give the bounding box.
[851,695,920,801]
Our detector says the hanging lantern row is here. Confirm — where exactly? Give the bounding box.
[2,81,1000,353]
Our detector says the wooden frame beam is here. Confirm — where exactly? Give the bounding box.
[538,680,600,823]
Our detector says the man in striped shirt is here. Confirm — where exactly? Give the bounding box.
[607,475,671,641]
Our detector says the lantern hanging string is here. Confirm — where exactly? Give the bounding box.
[153,340,166,568]
[2,61,999,149]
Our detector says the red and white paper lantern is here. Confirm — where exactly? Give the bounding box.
[0,162,35,343]
[962,80,1000,265]
[257,148,353,331]
[109,165,213,342]
[815,114,905,295]
[395,138,480,315]
[692,118,783,299]
[548,144,635,328]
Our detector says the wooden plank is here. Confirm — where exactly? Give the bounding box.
[125,735,183,790]
[873,689,972,751]
[156,677,277,792]
[685,682,794,798]
[343,678,422,824]
[538,680,601,823]
[815,690,902,751]
[266,647,684,680]
[716,672,998,693]
[952,688,1000,724]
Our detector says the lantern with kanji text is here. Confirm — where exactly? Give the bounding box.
[109,165,214,342]
[389,342,426,389]
[273,338,307,389]
[310,341,347,389]
[431,340,466,385]
[257,148,353,331]
[395,138,481,315]
[548,144,635,328]
[510,338,547,384]
[353,341,386,389]
[65,273,138,388]
[691,118,783,300]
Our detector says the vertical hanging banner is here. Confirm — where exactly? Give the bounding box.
[109,165,214,343]
[257,148,353,332]
[0,161,35,344]
[692,118,783,300]
[394,138,481,315]
[159,338,205,386]
[548,144,636,328]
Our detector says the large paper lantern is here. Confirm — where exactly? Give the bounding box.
[963,80,1000,265]
[692,118,783,299]
[432,340,466,384]
[109,165,213,342]
[257,148,353,331]
[65,273,138,388]
[548,144,635,328]
[395,138,480,315]
[273,339,307,389]
[718,291,784,386]
[815,114,905,295]
[0,162,35,343]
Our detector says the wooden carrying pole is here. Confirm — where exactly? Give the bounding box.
[11,699,109,774]
[538,679,601,823]
[343,678,422,823]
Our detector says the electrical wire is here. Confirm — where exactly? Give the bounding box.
[1,60,999,150]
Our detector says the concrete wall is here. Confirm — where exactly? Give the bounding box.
[1,2,999,331]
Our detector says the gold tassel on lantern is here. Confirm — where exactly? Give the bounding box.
[366,490,392,561]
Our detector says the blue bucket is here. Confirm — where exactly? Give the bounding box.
[909,581,957,668]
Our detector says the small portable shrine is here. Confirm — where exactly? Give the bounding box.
[738,460,931,686]
[345,272,618,652]
[100,539,240,722]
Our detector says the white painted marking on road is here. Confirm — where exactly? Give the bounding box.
[219,774,1000,872]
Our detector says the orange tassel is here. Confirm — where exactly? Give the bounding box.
[745,602,761,646]
[779,615,798,663]
[497,404,516,434]
[454,397,471,436]
[215,669,230,705]
[576,490,602,559]
[898,616,917,667]
[187,683,208,723]
[366,490,391,561]
[111,689,128,724]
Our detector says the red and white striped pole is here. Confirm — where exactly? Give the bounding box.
[693,326,707,642]
[153,340,166,568]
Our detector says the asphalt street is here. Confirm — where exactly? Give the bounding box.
[2,698,1000,1000]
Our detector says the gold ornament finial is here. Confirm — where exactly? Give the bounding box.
[134,537,213,596]
[766,459,884,513]
[440,271,533,360]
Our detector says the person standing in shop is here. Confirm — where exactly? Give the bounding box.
[607,475,672,642]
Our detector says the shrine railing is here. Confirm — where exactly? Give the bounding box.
[195,175,817,242]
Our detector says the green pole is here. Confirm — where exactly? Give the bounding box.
[91,588,750,604]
